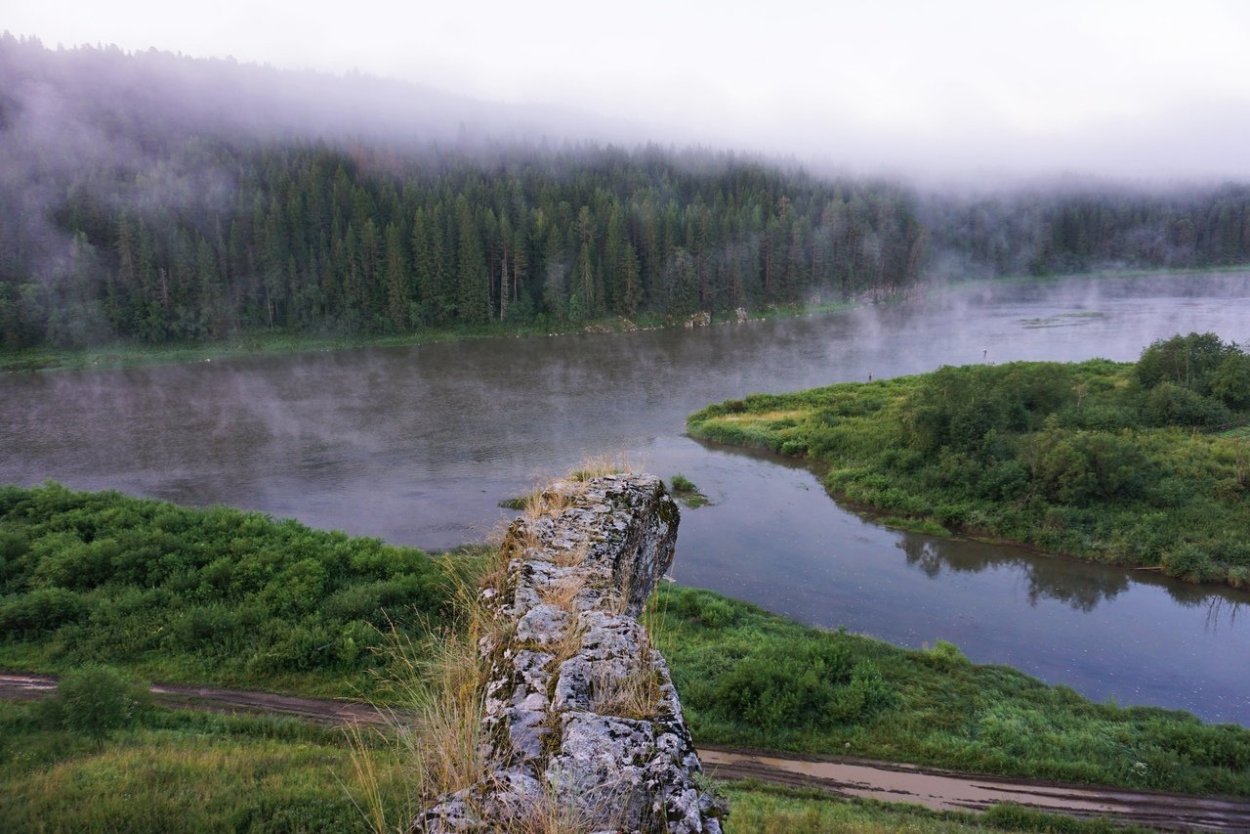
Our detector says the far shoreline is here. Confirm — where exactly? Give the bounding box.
[3,263,1248,374]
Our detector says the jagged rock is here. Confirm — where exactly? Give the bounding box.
[413,474,724,834]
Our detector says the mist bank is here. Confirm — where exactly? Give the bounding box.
[3,36,1250,352]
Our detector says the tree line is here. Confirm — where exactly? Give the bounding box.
[1,139,929,347]
[2,36,1250,349]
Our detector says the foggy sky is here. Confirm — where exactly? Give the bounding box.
[8,0,1250,183]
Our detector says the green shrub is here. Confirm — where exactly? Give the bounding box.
[0,483,459,696]
[1135,332,1232,393]
[1162,545,1223,583]
[704,638,891,731]
[923,639,970,668]
[1145,382,1230,427]
[671,474,697,494]
[0,587,89,637]
[56,665,150,740]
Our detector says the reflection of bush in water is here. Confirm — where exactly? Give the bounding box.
[897,535,1127,612]
[898,533,1250,623]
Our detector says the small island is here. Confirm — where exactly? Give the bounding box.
[689,333,1250,587]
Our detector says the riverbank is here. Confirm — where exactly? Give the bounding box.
[687,345,1250,588]
[0,694,1180,834]
[11,264,1247,374]
[0,297,858,373]
[651,585,1250,797]
[3,483,1249,800]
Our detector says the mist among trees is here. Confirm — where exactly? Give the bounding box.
[2,35,1249,350]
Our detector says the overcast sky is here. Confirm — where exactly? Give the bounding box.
[9,0,1250,183]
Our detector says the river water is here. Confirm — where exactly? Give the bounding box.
[2,272,1249,723]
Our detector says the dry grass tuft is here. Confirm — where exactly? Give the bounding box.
[568,453,630,482]
[590,636,663,721]
[537,572,586,613]
[508,783,612,834]
[523,484,581,520]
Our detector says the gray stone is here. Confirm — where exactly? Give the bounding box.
[412,474,723,834]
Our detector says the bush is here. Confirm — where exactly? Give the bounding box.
[923,639,970,668]
[708,638,880,731]
[671,474,697,494]
[1163,545,1223,583]
[1135,332,1233,393]
[0,587,89,637]
[57,664,150,740]
[1212,353,1250,409]
[1145,383,1230,428]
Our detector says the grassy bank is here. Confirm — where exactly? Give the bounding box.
[0,483,475,698]
[688,335,1250,587]
[652,584,1250,797]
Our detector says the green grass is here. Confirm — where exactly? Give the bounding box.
[653,584,1250,797]
[0,700,407,834]
[670,473,711,508]
[724,783,1157,834]
[4,479,1249,832]
[0,695,1159,834]
[688,338,1250,587]
[0,482,479,699]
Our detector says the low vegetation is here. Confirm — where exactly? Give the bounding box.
[652,585,1250,796]
[688,333,1250,586]
[0,699,406,834]
[0,482,472,697]
[725,783,1157,834]
[0,692,1156,834]
[670,473,710,508]
[5,474,1250,832]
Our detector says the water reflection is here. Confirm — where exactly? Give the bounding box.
[897,535,1128,612]
[897,532,1248,627]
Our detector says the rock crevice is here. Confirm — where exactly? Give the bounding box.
[413,474,723,834]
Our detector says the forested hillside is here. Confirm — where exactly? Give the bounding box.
[2,34,1250,350]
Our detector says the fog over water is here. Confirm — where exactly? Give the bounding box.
[3,273,1250,723]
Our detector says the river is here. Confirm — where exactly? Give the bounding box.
[2,272,1248,724]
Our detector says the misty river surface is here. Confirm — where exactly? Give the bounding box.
[3,273,1250,724]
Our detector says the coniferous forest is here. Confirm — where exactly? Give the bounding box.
[3,33,1250,350]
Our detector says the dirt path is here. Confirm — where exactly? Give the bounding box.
[6,672,1249,832]
[0,672,387,726]
[698,748,1250,833]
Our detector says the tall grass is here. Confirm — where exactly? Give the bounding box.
[348,564,497,834]
[0,701,401,834]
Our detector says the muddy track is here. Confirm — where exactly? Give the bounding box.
[5,672,1249,832]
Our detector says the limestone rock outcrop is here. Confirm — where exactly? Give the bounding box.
[412,474,724,834]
